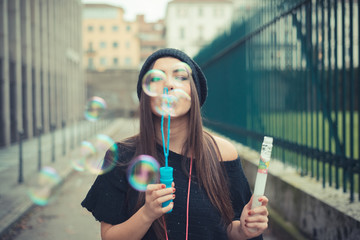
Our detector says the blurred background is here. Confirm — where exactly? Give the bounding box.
[0,0,359,239]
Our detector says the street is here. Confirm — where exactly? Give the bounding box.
[3,171,101,240]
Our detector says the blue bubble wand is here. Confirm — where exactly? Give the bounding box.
[160,87,174,213]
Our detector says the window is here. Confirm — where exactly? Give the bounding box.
[198,7,203,17]
[126,41,130,49]
[99,25,105,32]
[100,42,106,48]
[113,58,118,65]
[88,42,93,49]
[179,27,185,40]
[88,58,94,69]
[88,25,93,32]
[214,8,224,17]
[126,25,131,32]
[100,57,107,66]
[125,57,132,65]
[177,7,187,17]
[113,42,118,48]
[198,26,204,41]
[113,25,119,32]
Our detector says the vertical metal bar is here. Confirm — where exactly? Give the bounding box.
[341,0,347,193]
[358,0,360,201]
[295,11,300,170]
[316,0,320,181]
[282,15,287,167]
[321,0,326,188]
[290,12,294,167]
[310,0,315,178]
[348,0,354,202]
[304,5,308,175]
[334,0,340,189]
[306,0,312,176]
[327,0,333,187]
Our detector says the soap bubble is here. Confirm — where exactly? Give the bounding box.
[127,155,160,191]
[142,69,167,97]
[70,141,96,172]
[84,134,118,175]
[84,96,107,121]
[142,62,192,98]
[153,88,191,117]
[170,62,192,87]
[27,166,62,206]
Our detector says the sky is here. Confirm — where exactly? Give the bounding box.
[82,0,172,22]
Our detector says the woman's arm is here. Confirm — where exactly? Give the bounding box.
[212,135,269,239]
[100,183,175,240]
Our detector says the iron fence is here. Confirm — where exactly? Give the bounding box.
[195,0,359,202]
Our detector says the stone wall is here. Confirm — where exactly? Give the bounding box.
[85,69,139,118]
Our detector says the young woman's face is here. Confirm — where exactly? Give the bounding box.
[150,57,192,118]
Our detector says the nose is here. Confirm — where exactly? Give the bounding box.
[164,75,175,92]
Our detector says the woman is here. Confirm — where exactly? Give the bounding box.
[81,48,269,240]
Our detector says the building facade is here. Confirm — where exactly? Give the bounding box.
[0,0,83,147]
[165,0,234,57]
[82,4,140,70]
[137,15,166,66]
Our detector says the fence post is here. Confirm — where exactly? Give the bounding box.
[51,124,55,162]
[62,120,66,156]
[18,131,24,183]
[37,127,42,171]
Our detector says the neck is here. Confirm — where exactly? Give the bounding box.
[155,114,189,154]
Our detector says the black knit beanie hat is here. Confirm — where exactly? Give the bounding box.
[137,48,208,106]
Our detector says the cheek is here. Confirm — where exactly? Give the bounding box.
[150,97,160,116]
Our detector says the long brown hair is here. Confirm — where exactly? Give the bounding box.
[122,63,234,239]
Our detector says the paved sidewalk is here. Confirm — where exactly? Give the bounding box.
[0,118,139,239]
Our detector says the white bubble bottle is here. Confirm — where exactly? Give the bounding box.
[251,136,273,209]
[249,136,273,232]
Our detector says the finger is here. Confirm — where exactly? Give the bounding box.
[147,184,165,192]
[246,214,269,223]
[152,187,175,198]
[161,202,174,213]
[245,221,268,231]
[258,196,269,206]
[171,182,175,188]
[250,206,268,216]
[156,193,175,205]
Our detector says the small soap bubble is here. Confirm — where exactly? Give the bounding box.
[127,155,160,191]
[153,89,191,117]
[27,166,62,206]
[84,134,118,175]
[71,141,96,172]
[84,96,107,122]
[142,69,167,97]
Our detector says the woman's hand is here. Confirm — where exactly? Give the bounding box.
[239,195,269,238]
[142,183,175,223]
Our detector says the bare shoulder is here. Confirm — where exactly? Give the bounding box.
[212,135,238,161]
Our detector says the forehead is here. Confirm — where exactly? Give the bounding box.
[152,57,182,70]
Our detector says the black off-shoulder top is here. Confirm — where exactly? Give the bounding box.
[81,143,262,240]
